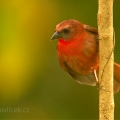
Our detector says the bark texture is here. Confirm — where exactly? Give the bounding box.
[98,0,114,120]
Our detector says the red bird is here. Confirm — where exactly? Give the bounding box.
[51,19,120,93]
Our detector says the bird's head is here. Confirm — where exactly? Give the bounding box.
[51,19,84,41]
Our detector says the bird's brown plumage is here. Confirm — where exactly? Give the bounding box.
[51,19,120,93]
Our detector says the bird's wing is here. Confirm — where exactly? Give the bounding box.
[84,24,98,35]
[64,62,97,86]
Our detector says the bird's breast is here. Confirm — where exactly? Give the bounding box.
[57,36,99,75]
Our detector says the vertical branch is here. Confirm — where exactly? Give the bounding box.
[98,0,114,120]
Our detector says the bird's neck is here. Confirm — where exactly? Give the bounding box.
[57,35,84,56]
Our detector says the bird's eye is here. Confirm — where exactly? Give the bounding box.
[63,28,70,34]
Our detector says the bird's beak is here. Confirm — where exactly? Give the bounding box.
[51,31,61,40]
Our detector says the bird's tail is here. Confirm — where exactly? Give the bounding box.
[114,62,120,93]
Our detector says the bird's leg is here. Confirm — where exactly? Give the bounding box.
[90,67,99,88]
[93,70,99,89]
[93,70,98,82]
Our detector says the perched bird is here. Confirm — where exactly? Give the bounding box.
[51,19,120,93]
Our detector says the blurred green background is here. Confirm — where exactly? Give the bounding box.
[0,0,120,119]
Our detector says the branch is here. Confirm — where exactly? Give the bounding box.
[98,0,114,120]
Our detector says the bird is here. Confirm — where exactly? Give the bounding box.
[51,19,120,93]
